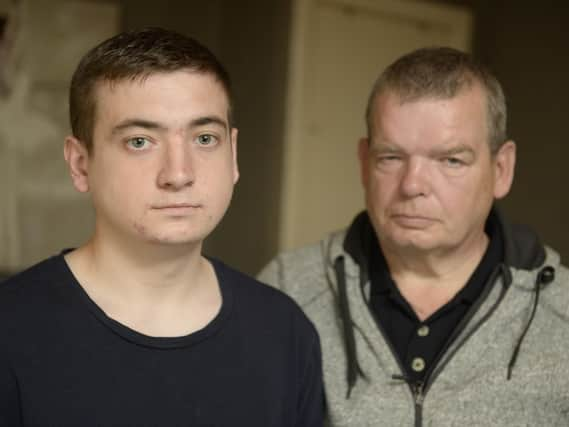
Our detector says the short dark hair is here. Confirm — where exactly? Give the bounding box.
[69,27,232,152]
[366,47,507,153]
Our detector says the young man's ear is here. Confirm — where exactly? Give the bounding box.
[230,127,239,184]
[64,136,90,193]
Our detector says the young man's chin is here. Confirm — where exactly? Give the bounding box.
[126,222,210,246]
[145,230,212,246]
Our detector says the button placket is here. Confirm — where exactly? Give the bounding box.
[409,323,430,375]
[411,357,425,372]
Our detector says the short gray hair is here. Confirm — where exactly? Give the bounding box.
[365,47,507,153]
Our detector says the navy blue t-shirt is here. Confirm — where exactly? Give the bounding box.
[0,254,323,426]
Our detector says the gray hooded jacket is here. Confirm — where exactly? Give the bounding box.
[258,211,569,426]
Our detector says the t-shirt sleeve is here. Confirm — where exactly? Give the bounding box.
[296,326,325,427]
[0,353,22,426]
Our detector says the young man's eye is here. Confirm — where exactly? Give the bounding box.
[126,137,151,150]
[196,134,219,146]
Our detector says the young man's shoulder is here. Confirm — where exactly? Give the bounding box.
[0,255,64,307]
[211,258,319,335]
[0,254,69,352]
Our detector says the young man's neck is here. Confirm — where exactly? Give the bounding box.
[380,232,489,321]
[80,234,203,286]
[65,234,221,337]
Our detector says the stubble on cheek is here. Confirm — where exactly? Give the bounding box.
[132,220,171,243]
[130,209,153,238]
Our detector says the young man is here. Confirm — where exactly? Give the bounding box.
[0,28,323,426]
[259,47,569,425]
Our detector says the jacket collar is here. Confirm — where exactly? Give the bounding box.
[341,207,546,272]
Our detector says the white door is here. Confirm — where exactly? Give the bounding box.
[279,0,472,249]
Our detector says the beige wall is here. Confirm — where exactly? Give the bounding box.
[2,0,567,276]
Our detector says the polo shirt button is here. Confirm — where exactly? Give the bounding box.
[411,357,426,372]
[417,325,430,337]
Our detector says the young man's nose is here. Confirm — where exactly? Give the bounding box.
[157,140,195,190]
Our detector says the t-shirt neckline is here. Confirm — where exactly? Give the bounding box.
[57,252,233,349]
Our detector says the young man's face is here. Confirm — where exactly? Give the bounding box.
[66,70,239,248]
[359,83,515,257]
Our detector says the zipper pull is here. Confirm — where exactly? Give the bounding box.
[392,374,426,406]
[413,381,425,406]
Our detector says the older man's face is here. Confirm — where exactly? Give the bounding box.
[359,84,515,258]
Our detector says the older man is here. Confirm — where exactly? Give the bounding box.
[259,47,569,426]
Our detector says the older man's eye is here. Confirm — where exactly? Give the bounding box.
[442,157,465,167]
[378,155,402,162]
[126,137,151,150]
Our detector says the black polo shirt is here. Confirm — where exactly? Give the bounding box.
[368,218,503,383]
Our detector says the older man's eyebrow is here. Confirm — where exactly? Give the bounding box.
[111,119,167,136]
[373,145,401,153]
[370,140,403,154]
[432,144,476,157]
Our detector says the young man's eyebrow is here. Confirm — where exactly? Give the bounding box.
[111,116,229,136]
[111,119,167,135]
[189,115,228,130]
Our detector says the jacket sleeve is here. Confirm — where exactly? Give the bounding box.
[296,326,325,427]
[0,354,22,426]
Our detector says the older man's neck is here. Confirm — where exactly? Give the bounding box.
[381,233,490,321]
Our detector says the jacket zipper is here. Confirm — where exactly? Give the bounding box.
[413,381,425,427]
[361,264,510,427]
[421,265,510,393]
[391,374,425,427]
